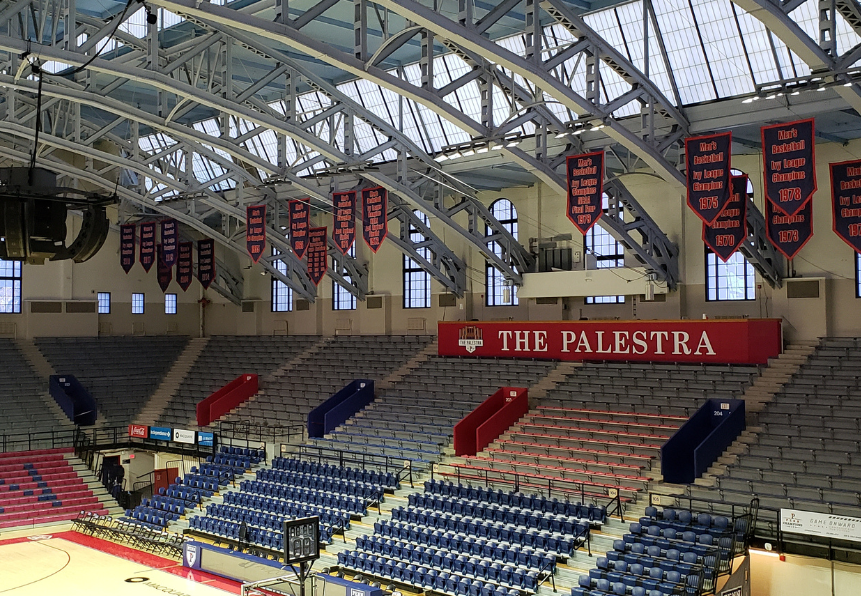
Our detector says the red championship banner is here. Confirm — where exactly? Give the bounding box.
[289,198,310,258]
[198,238,216,290]
[176,242,193,291]
[157,244,172,292]
[333,191,356,254]
[761,118,816,215]
[566,151,604,234]
[766,197,813,260]
[120,223,136,273]
[160,219,178,267]
[830,159,861,253]
[703,175,748,262]
[439,320,782,365]
[139,221,157,272]
[362,186,388,252]
[685,132,732,224]
[246,204,266,263]
[306,227,328,285]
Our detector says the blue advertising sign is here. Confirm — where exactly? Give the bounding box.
[198,432,214,447]
[149,426,172,441]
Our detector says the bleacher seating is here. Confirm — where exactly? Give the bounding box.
[308,356,558,470]
[158,335,321,427]
[446,362,759,503]
[697,338,861,515]
[226,335,435,428]
[338,479,594,595]
[0,339,71,439]
[35,336,189,425]
[0,448,107,528]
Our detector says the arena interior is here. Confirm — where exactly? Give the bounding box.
[1,0,861,594]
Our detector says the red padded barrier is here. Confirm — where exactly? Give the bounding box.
[196,374,258,426]
[454,387,528,457]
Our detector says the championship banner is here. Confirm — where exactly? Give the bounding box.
[176,242,193,291]
[685,132,732,224]
[139,221,157,272]
[362,186,388,253]
[761,118,816,215]
[157,244,172,292]
[160,219,178,267]
[246,204,266,263]
[120,223,136,273]
[566,151,604,234]
[830,159,861,253]
[439,319,783,365]
[703,175,748,262]
[289,198,310,258]
[306,226,328,286]
[766,197,813,260]
[332,191,356,254]
[198,238,216,290]
[781,509,861,543]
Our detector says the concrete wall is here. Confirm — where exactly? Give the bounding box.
[2,137,861,340]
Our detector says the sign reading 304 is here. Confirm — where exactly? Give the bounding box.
[283,516,320,564]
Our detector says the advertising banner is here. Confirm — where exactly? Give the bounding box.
[566,151,604,234]
[781,509,861,543]
[120,224,136,273]
[762,118,816,215]
[438,319,782,365]
[173,428,196,444]
[685,132,732,224]
[149,427,172,441]
[128,424,148,439]
[197,432,214,447]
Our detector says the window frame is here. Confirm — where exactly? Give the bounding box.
[97,292,111,314]
[486,199,519,307]
[270,247,293,313]
[131,293,145,314]
[333,244,357,311]
[403,210,432,309]
[584,197,625,305]
[0,259,22,314]
[164,293,177,314]
[855,252,861,298]
[704,248,756,302]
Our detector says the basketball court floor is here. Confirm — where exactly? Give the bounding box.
[0,528,239,595]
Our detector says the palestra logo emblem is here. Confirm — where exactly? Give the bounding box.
[185,544,198,567]
[458,325,483,353]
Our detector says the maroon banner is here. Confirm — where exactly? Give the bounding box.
[198,238,215,290]
[761,118,816,216]
[160,219,178,267]
[177,242,193,291]
[289,198,310,259]
[566,151,604,234]
[120,223,136,273]
[332,191,356,254]
[139,221,156,272]
[157,244,172,292]
[703,175,748,262]
[765,197,813,260]
[362,186,388,253]
[246,204,266,263]
[685,132,732,224]
[306,226,328,286]
[439,319,782,365]
[830,159,861,253]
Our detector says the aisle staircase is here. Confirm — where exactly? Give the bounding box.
[136,337,210,427]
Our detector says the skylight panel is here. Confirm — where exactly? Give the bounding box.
[690,0,755,98]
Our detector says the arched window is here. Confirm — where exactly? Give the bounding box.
[486,199,518,306]
[271,246,293,312]
[404,210,432,308]
[333,243,357,310]
[705,170,755,301]
[585,195,625,304]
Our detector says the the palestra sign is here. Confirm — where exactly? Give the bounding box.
[439,319,782,365]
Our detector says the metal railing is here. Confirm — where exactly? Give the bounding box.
[217,420,304,448]
[298,444,414,487]
[0,428,79,453]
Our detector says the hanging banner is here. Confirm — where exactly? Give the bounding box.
[198,239,216,290]
[177,242,193,291]
[766,197,813,260]
[362,186,389,253]
[139,221,157,272]
[161,219,178,267]
[830,159,861,253]
[703,175,748,262]
[307,227,328,286]
[566,151,604,234]
[332,191,356,254]
[246,204,267,263]
[120,223,136,273]
[157,244,172,293]
[685,132,732,224]
[289,198,310,259]
[761,118,816,216]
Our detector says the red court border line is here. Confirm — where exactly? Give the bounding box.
[0,531,243,594]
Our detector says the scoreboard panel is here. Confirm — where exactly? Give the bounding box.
[283,516,320,564]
